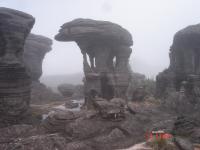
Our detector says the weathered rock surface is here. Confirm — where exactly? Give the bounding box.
[94,97,125,121]
[42,110,79,134]
[55,18,133,108]
[55,18,133,46]
[0,97,180,150]
[0,7,35,125]
[156,24,200,98]
[173,116,200,144]
[24,33,52,82]
[156,23,200,119]
[24,34,62,104]
[174,137,194,150]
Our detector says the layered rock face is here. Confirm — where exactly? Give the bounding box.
[0,8,35,124]
[55,19,133,107]
[156,24,200,101]
[24,33,52,82]
[24,34,62,104]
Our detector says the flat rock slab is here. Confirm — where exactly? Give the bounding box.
[55,18,133,46]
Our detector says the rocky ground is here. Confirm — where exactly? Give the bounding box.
[0,96,199,150]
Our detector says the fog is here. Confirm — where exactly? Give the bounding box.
[1,0,200,78]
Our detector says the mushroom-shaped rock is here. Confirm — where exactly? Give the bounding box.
[55,19,133,107]
[24,33,52,81]
[0,7,35,125]
[24,34,61,104]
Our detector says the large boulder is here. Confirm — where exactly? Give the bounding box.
[0,7,35,125]
[173,116,200,144]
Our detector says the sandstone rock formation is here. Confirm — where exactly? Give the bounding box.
[24,33,61,104]
[0,7,35,125]
[55,18,133,108]
[156,24,200,103]
[24,33,52,82]
[156,23,200,149]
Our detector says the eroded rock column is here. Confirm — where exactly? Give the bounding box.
[0,8,35,124]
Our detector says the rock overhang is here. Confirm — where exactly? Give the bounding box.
[55,18,133,47]
[24,33,52,54]
[0,7,35,34]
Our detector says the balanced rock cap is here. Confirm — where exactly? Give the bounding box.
[55,18,133,46]
[24,33,52,54]
[172,23,200,48]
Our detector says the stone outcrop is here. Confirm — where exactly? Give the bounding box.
[0,7,35,124]
[24,33,52,82]
[156,24,200,103]
[173,115,200,144]
[55,18,133,108]
[156,24,200,148]
[24,33,62,104]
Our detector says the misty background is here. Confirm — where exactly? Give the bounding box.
[1,0,200,87]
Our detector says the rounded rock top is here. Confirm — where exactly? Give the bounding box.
[55,18,133,46]
[0,7,35,30]
[172,23,200,49]
[24,33,52,54]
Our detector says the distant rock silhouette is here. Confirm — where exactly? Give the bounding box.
[24,33,61,104]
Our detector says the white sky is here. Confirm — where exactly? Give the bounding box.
[1,0,200,78]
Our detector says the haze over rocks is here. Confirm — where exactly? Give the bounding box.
[0,7,200,150]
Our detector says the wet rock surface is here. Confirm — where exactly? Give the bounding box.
[0,7,35,125]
